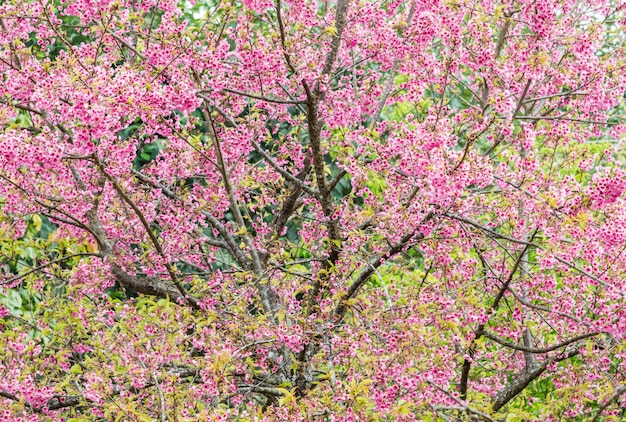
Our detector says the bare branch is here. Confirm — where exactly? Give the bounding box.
[512,79,532,118]
[515,115,614,125]
[442,213,536,246]
[506,286,582,324]
[443,213,623,294]
[269,158,311,242]
[249,139,318,198]
[237,384,283,396]
[483,330,603,354]
[204,108,263,276]
[106,29,147,61]
[523,91,589,104]
[1,253,101,286]
[492,228,538,310]
[221,87,306,104]
[328,169,347,193]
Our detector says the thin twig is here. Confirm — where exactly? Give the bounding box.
[591,385,626,422]
[2,253,101,286]
[221,87,306,104]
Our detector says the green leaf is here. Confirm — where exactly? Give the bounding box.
[70,364,83,375]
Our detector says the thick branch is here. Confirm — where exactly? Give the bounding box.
[320,0,351,79]
[110,265,191,305]
[269,158,311,242]
[492,348,579,411]
[0,391,81,413]
[494,18,511,60]
[302,87,342,314]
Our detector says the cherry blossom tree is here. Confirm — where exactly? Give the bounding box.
[0,0,625,419]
